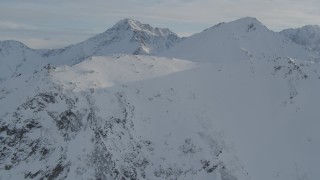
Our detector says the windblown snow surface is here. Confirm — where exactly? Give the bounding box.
[0,17,320,180]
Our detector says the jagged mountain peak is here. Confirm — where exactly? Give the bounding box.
[41,18,180,65]
[234,17,265,29]
[112,18,149,31]
[206,16,267,33]
[0,19,180,71]
[234,16,262,24]
[110,18,178,38]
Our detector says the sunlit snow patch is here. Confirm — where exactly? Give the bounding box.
[51,55,197,90]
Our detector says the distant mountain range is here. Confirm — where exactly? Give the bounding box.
[1,17,319,180]
[280,24,320,53]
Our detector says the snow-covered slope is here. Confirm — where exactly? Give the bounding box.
[161,17,318,63]
[1,54,319,180]
[280,25,320,53]
[42,19,180,65]
[51,55,196,89]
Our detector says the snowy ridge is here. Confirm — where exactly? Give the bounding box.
[113,19,174,37]
[161,17,318,63]
[41,19,180,65]
[0,40,44,83]
[281,25,320,53]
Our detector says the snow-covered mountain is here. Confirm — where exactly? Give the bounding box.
[1,17,320,180]
[161,17,319,63]
[0,19,179,82]
[280,25,320,53]
[42,19,180,65]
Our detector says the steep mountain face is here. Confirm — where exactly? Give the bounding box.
[42,19,180,65]
[1,54,319,180]
[0,55,240,180]
[1,17,320,180]
[0,40,44,83]
[161,17,318,63]
[280,25,320,53]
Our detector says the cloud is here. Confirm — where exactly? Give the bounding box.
[0,21,38,30]
[0,22,97,49]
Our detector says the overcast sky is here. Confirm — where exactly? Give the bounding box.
[1,0,320,49]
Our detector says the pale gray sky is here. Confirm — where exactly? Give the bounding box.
[1,0,320,49]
